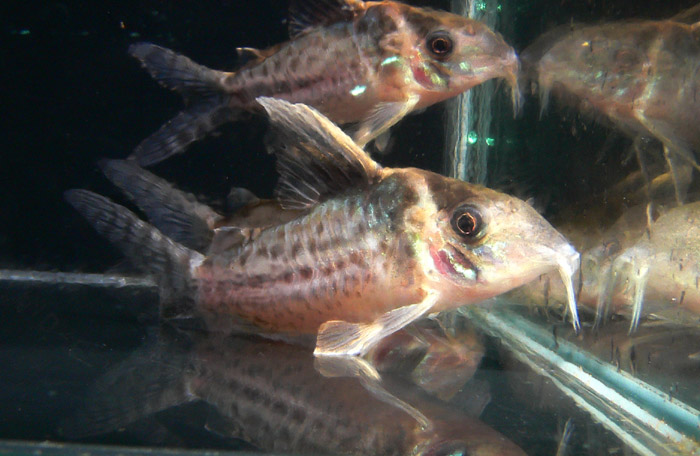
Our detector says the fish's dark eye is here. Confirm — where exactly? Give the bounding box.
[427,32,453,58]
[451,205,483,240]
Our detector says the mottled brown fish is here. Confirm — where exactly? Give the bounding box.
[523,18,700,204]
[66,98,579,356]
[128,0,519,165]
[65,331,527,456]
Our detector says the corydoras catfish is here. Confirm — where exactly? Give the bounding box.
[64,331,527,456]
[523,18,700,203]
[128,0,520,165]
[66,98,579,356]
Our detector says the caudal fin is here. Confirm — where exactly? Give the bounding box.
[129,43,241,166]
[99,159,222,252]
[65,189,204,307]
[61,329,193,439]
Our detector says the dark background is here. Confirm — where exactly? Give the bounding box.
[1,0,698,272]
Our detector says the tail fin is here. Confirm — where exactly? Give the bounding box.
[65,189,204,307]
[129,43,241,166]
[99,159,222,252]
[61,329,193,439]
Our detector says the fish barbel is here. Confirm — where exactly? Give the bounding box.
[128,0,520,165]
[64,331,527,456]
[523,18,700,203]
[66,98,579,356]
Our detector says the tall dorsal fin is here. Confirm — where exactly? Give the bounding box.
[671,3,700,24]
[288,0,365,38]
[256,97,382,210]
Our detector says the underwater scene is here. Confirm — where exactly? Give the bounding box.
[3,0,700,455]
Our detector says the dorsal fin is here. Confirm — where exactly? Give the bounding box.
[256,97,382,210]
[671,4,700,24]
[288,0,365,38]
[235,47,266,65]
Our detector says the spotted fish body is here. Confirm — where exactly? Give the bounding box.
[67,98,579,356]
[197,180,424,334]
[129,0,520,165]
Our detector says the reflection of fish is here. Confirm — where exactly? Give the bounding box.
[64,331,526,455]
[523,18,700,203]
[66,98,579,356]
[129,0,519,165]
[367,316,485,401]
[607,202,700,331]
[520,201,700,331]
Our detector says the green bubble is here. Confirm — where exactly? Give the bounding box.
[497,4,502,11]
[476,1,487,11]
[467,131,478,144]
[19,29,31,36]
[486,137,495,146]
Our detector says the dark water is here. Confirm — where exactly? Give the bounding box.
[3,0,700,455]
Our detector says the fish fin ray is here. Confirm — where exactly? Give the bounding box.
[314,356,431,429]
[65,189,203,307]
[226,187,260,213]
[352,96,419,147]
[257,97,382,210]
[131,104,240,166]
[235,46,266,65]
[671,4,700,24]
[129,43,227,99]
[129,43,241,165]
[61,330,193,438]
[99,159,221,251]
[314,294,438,356]
[370,129,394,155]
[288,0,365,38]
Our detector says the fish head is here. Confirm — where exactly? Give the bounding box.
[406,170,579,325]
[400,6,521,111]
[535,23,651,109]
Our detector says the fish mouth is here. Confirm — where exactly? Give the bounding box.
[430,245,479,282]
[501,50,522,115]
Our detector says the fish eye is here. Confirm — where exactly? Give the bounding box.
[427,32,454,58]
[451,205,483,240]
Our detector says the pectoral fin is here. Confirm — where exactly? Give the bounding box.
[352,96,419,147]
[314,293,438,357]
[314,355,431,430]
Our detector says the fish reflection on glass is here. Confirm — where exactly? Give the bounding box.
[606,201,700,331]
[128,0,520,165]
[63,331,527,456]
[367,317,485,401]
[518,201,700,332]
[66,98,579,356]
[523,17,700,203]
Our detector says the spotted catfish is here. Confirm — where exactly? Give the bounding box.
[66,98,578,356]
[128,0,520,165]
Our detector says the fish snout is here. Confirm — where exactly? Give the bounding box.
[502,48,522,114]
[468,30,521,111]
